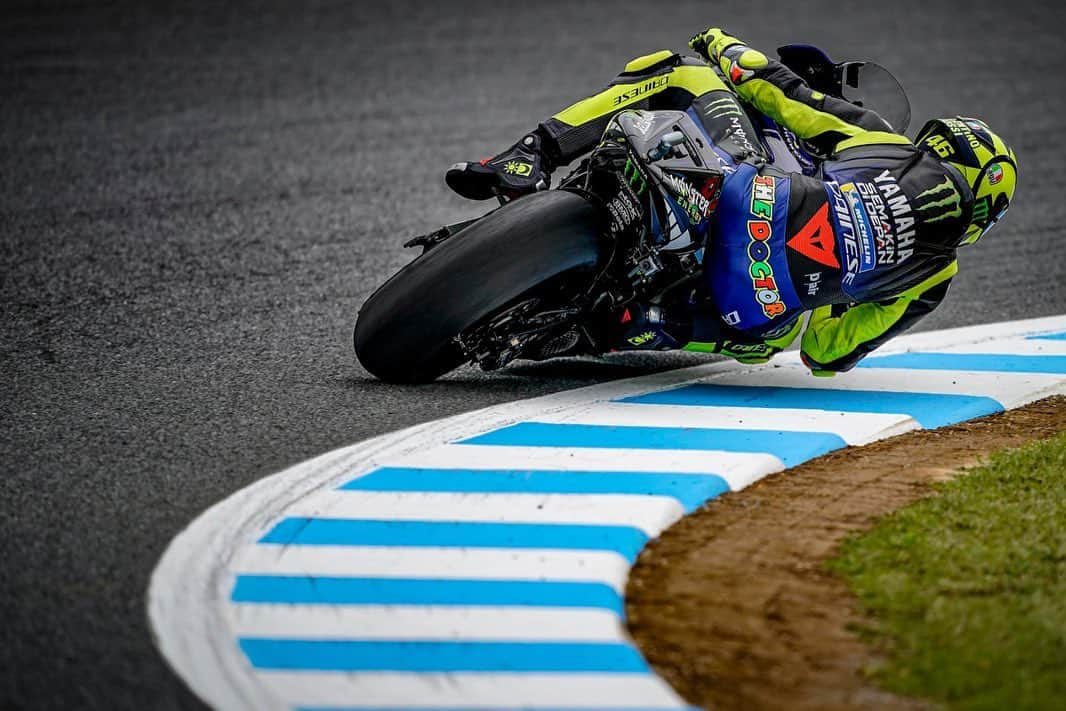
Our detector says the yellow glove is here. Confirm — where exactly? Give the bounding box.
[688,27,768,85]
[688,27,744,62]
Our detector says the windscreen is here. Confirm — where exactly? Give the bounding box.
[839,61,912,133]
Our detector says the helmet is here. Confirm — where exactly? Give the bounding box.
[914,116,1017,245]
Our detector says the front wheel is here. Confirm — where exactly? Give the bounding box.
[354,190,605,383]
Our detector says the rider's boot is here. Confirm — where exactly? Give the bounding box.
[608,303,692,351]
[446,132,555,201]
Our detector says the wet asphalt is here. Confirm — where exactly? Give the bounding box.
[2,1,1065,708]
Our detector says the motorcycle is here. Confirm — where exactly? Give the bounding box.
[354,45,910,383]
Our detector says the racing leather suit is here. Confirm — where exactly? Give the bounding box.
[532,47,974,374]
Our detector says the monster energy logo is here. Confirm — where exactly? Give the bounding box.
[623,158,646,194]
[971,196,992,225]
[703,96,743,119]
[914,177,962,223]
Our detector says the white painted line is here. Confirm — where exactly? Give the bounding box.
[703,363,1066,407]
[230,545,632,590]
[532,401,916,445]
[936,337,1066,356]
[228,604,626,642]
[281,491,683,537]
[391,443,784,488]
[254,671,688,708]
[870,315,1066,352]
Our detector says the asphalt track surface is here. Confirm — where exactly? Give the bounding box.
[2,1,1065,709]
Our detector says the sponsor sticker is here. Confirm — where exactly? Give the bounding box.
[804,271,821,297]
[827,180,858,286]
[872,170,916,264]
[623,158,647,195]
[613,76,669,106]
[840,182,877,273]
[703,96,759,157]
[629,112,654,136]
[721,340,772,357]
[942,118,985,167]
[988,162,1004,185]
[662,171,713,223]
[971,195,992,225]
[746,175,784,318]
[628,331,658,346]
[700,175,723,215]
[827,170,923,286]
[503,161,533,176]
[913,176,963,223]
[606,189,641,233]
[787,203,839,269]
[750,174,774,220]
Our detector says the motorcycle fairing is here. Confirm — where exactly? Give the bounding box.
[602,109,725,249]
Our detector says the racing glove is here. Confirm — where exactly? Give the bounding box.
[688,27,740,61]
[688,27,769,86]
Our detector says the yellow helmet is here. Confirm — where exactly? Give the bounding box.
[914,116,1018,245]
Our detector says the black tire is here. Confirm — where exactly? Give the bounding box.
[354,190,604,383]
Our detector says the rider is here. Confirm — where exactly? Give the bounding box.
[445,28,1018,375]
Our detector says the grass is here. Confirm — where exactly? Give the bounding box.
[828,432,1066,711]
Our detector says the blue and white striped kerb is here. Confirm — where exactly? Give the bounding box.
[149,316,1066,711]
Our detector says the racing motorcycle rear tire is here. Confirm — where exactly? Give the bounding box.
[354,189,604,384]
